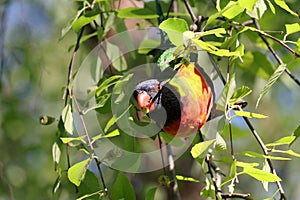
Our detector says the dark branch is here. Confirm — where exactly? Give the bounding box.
[253,19,300,87]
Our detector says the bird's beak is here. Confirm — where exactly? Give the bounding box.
[137,92,154,114]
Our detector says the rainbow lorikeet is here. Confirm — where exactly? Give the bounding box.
[133,58,214,137]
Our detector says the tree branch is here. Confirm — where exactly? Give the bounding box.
[253,18,300,87]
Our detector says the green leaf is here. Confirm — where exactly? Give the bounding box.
[60,136,86,144]
[290,124,300,146]
[117,7,159,19]
[198,28,226,38]
[192,39,241,57]
[52,142,61,164]
[222,1,245,19]
[262,159,270,191]
[216,73,236,112]
[62,103,74,135]
[285,23,300,37]
[241,151,291,160]
[246,0,267,19]
[145,187,157,200]
[266,0,276,14]
[60,8,86,38]
[111,172,136,200]
[215,132,227,151]
[266,136,296,147]
[243,167,281,182]
[273,149,300,157]
[68,158,92,186]
[176,175,200,183]
[72,12,99,33]
[191,139,216,158]
[221,160,237,186]
[92,129,120,143]
[230,86,252,105]
[236,161,259,168]
[274,0,298,16]
[77,170,101,200]
[239,0,259,11]
[235,111,268,119]
[256,64,286,108]
[237,51,274,79]
[159,18,189,46]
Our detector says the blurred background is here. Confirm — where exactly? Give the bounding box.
[0,0,299,199]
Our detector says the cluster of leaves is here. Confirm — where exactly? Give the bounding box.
[45,0,300,199]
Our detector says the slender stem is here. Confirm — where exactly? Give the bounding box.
[221,193,251,199]
[183,0,197,23]
[166,144,181,200]
[205,154,221,199]
[72,93,108,194]
[158,133,167,175]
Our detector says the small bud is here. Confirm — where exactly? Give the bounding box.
[40,115,56,125]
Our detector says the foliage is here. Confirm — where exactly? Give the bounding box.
[1,0,300,199]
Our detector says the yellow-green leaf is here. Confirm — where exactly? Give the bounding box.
[274,0,298,16]
[285,23,300,36]
[256,64,286,108]
[266,136,296,147]
[243,167,281,182]
[235,111,268,119]
[191,139,216,158]
[62,103,73,135]
[68,158,92,186]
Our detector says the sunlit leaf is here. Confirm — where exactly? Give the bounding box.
[176,175,200,183]
[239,0,259,11]
[215,132,227,151]
[68,158,92,186]
[230,86,252,105]
[72,12,100,33]
[241,151,291,160]
[256,64,286,108]
[274,0,298,16]
[266,0,276,14]
[290,125,300,147]
[272,149,300,157]
[111,172,136,200]
[193,39,241,57]
[159,18,189,46]
[235,111,268,119]
[198,28,226,38]
[221,160,236,186]
[222,1,244,19]
[246,0,267,19]
[60,136,86,144]
[262,159,270,191]
[92,129,120,143]
[266,136,295,147]
[191,139,216,158]
[62,103,74,135]
[243,167,281,182]
[216,73,236,112]
[285,23,300,40]
[236,161,259,168]
[52,142,61,164]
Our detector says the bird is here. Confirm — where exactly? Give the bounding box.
[133,59,214,137]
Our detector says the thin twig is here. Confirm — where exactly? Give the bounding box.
[72,92,108,194]
[205,153,221,199]
[221,193,251,199]
[0,162,15,200]
[166,144,181,200]
[183,0,197,23]
[240,111,287,200]
[253,18,300,87]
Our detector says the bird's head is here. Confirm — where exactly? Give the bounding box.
[133,79,163,114]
